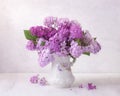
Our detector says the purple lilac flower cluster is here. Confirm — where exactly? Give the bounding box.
[25,16,101,67]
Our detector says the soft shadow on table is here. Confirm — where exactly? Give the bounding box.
[72,74,120,87]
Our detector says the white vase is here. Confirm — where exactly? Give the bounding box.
[48,54,75,88]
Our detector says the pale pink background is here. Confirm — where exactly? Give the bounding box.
[0,0,120,73]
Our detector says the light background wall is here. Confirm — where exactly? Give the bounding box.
[0,0,120,73]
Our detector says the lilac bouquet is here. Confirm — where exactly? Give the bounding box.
[24,17,101,67]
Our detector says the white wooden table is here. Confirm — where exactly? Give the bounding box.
[0,73,120,96]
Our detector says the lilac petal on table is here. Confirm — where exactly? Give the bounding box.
[79,84,84,88]
[39,77,47,86]
[30,75,39,84]
[88,83,96,90]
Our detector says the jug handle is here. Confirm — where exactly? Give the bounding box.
[70,56,76,66]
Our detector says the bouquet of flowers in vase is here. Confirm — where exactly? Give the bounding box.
[24,16,101,67]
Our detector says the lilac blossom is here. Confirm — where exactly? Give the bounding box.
[90,39,101,54]
[57,27,70,42]
[69,41,82,58]
[46,28,57,39]
[49,34,61,52]
[30,26,45,37]
[70,21,83,39]
[81,31,101,53]
[30,75,47,86]
[88,83,96,90]
[30,75,39,84]
[36,38,49,51]
[82,31,92,45]
[81,39,101,54]
[38,49,54,67]
[39,77,47,86]
[26,40,36,50]
[78,83,97,90]
[57,18,70,27]
[44,16,57,28]
[24,16,101,67]
[56,41,69,56]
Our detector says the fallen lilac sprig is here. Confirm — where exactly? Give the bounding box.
[30,75,47,86]
[78,83,96,90]
[88,83,96,90]
[39,77,47,86]
[79,84,84,88]
[30,74,39,84]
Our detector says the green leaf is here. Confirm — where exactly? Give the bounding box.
[24,30,37,41]
[33,40,37,45]
[41,41,46,46]
[75,39,81,45]
[94,37,97,40]
[83,52,90,56]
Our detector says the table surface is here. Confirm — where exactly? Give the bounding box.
[0,73,120,96]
